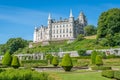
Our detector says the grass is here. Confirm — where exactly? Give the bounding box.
[84,35,96,39]
[57,71,112,80]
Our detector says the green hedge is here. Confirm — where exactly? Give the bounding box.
[102,70,114,78]
[102,70,120,80]
[21,60,47,63]
[91,66,111,70]
[114,71,120,80]
[0,69,49,80]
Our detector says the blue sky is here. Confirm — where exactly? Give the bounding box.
[0,0,120,44]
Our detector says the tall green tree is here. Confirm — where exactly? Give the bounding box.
[84,25,97,36]
[91,50,98,65]
[6,38,28,54]
[97,8,120,38]
[11,56,20,68]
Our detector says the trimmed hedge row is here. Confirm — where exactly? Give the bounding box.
[102,70,120,80]
[102,70,114,78]
[0,69,49,80]
[91,66,111,70]
[21,60,47,63]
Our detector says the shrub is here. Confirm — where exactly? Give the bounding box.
[102,70,114,78]
[61,53,73,71]
[11,56,20,68]
[2,51,12,66]
[95,55,103,66]
[0,69,49,80]
[114,71,120,80]
[91,50,98,64]
[91,66,111,70]
[52,56,59,67]
[77,49,86,56]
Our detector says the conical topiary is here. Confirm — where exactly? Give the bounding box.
[11,56,20,68]
[91,50,98,64]
[61,53,73,71]
[52,56,59,67]
[95,55,103,66]
[2,51,12,66]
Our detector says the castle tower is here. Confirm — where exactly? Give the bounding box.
[33,27,37,42]
[69,9,74,23]
[78,11,87,26]
[48,13,52,40]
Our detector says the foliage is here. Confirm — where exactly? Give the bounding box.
[77,49,86,56]
[52,56,59,67]
[91,50,98,64]
[2,51,12,66]
[114,71,120,80]
[95,55,103,66]
[45,54,53,64]
[11,56,20,68]
[102,70,114,78]
[97,8,120,46]
[0,69,49,80]
[76,34,85,41]
[91,66,111,70]
[0,38,28,54]
[84,25,97,36]
[61,53,73,71]
[21,60,48,68]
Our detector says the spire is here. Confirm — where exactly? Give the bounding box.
[79,11,84,16]
[48,13,51,19]
[70,9,73,17]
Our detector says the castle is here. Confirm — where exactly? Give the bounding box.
[33,10,87,43]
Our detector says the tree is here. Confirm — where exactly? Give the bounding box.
[97,8,120,38]
[84,25,97,36]
[91,50,98,65]
[52,56,59,67]
[7,38,28,54]
[11,56,20,68]
[61,53,73,71]
[95,55,103,66]
[77,34,85,41]
[45,54,53,64]
[77,49,86,56]
[2,51,12,66]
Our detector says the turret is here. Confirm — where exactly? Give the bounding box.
[69,9,74,23]
[48,13,52,25]
[48,13,52,40]
[78,11,87,26]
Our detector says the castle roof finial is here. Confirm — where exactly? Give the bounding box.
[48,13,51,19]
[70,9,73,17]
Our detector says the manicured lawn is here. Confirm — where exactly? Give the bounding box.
[57,72,112,80]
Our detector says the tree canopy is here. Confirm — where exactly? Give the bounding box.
[0,38,28,54]
[97,8,120,38]
[84,25,97,36]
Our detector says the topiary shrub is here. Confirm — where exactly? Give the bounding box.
[11,56,20,68]
[61,53,73,71]
[102,70,114,78]
[2,51,12,66]
[52,56,59,67]
[114,71,120,80]
[95,55,103,66]
[91,50,98,65]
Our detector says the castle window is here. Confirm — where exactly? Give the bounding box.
[63,35,65,37]
[63,29,65,33]
[60,35,61,37]
[60,29,61,33]
[66,29,68,33]
[57,30,58,34]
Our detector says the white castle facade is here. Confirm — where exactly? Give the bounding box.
[33,10,87,43]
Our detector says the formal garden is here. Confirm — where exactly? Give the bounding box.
[0,8,120,80]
